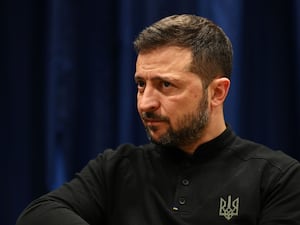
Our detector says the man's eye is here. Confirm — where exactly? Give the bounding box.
[162,81,171,87]
[136,81,145,88]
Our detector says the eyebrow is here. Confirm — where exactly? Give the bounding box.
[134,74,181,83]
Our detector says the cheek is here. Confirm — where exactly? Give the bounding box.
[165,95,199,116]
[177,91,202,108]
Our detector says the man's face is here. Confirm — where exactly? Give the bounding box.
[135,46,210,150]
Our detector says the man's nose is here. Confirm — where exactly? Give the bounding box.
[138,87,160,112]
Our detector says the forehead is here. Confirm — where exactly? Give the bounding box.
[135,46,193,76]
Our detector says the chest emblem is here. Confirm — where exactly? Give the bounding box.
[219,195,239,220]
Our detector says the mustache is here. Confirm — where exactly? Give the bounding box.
[141,112,169,121]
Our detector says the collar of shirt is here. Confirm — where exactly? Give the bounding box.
[157,125,236,163]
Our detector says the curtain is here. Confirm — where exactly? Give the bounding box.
[2,0,300,224]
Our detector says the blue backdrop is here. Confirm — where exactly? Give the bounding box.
[2,0,300,224]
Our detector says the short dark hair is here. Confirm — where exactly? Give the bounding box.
[134,14,233,87]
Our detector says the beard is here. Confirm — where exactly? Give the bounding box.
[142,90,209,148]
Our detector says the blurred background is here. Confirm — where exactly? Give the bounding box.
[1,0,300,224]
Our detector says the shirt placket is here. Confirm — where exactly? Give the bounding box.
[172,160,192,214]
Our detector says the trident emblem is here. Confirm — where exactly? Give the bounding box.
[219,195,239,220]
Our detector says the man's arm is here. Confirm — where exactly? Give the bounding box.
[16,198,91,225]
[16,154,108,225]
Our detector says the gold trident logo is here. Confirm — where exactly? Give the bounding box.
[219,195,239,220]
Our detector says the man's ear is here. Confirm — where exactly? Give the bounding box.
[209,77,231,107]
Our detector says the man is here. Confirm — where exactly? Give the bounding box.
[17,14,300,225]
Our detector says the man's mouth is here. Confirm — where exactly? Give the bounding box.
[143,117,163,122]
[141,112,168,121]
[141,112,170,129]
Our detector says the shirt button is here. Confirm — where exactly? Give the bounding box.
[182,179,189,186]
[172,206,179,211]
[179,197,186,205]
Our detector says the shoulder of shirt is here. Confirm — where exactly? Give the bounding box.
[230,135,300,173]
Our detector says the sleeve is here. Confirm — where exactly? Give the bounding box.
[258,161,300,225]
[16,151,111,225]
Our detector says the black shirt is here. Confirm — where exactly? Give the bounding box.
[16,127,300,224]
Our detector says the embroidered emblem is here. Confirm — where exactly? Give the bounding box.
[219,195,239,220]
